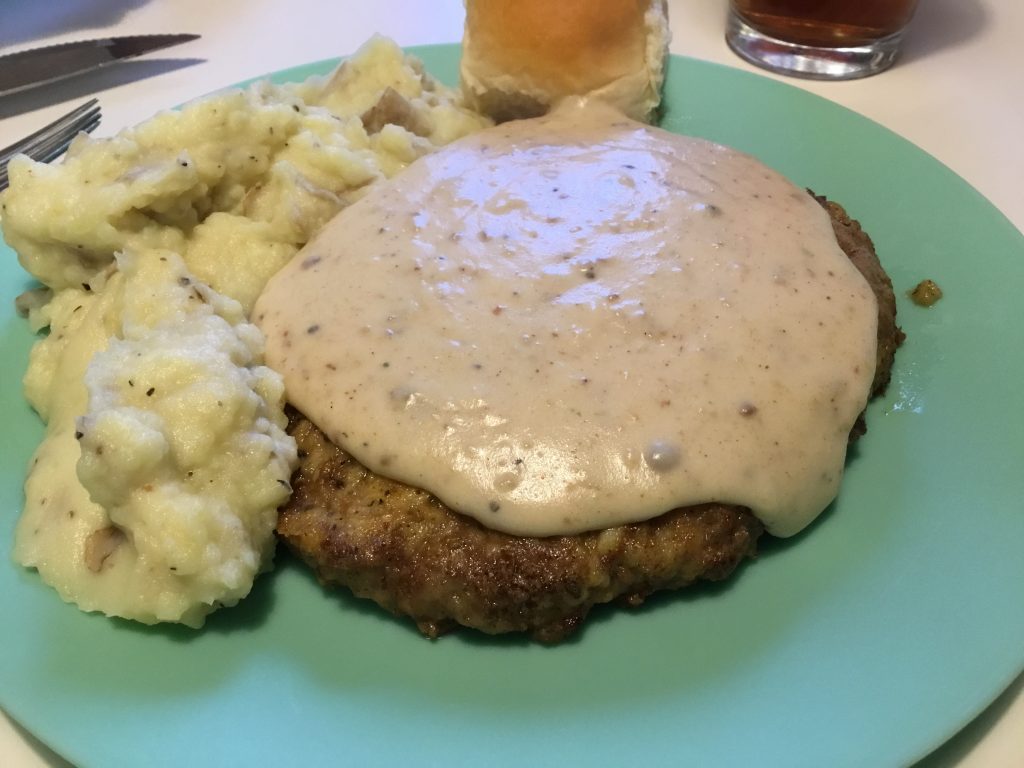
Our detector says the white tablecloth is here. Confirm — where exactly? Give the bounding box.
[1,1,1021,765]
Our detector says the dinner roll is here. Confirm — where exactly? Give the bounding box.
[460,0,671,123]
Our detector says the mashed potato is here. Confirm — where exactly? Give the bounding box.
[16,251,295,626]
[2,36,491,626]
[3,36,490,313]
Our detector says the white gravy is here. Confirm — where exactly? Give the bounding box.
[254,99,878,538]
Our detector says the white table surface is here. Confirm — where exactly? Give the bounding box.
[1,1,1021,766]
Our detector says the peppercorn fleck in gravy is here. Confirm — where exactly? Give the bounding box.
[255,98,878,538]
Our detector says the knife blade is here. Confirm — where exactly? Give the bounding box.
[0,34,201,98]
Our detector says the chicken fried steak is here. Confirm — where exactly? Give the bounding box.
[274,197,901,643]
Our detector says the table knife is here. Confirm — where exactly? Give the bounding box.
[0,34,200,97]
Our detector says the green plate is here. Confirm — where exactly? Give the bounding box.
[2,46,1023,768]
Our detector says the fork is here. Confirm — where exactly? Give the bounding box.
[0,98,102,192]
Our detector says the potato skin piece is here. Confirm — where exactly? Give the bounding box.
[275,196,901,643]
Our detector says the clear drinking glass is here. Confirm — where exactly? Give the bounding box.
[726,0,920,80]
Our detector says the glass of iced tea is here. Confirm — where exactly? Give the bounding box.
[726,0,920,79]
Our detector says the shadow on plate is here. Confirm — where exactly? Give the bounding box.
[913,670,1024,767]
[102,548,280,643]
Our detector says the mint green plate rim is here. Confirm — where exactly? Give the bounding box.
[2,45,1022,768]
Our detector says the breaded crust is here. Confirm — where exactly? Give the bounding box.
[276,196,901,643]
[815,194,904,398]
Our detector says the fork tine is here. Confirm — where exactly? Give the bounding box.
[19,108,102,164]
[32,115,102,165]
[0,100,102,192]
[0,124,98,190]
[0,99,100,163]
[0,103,102,168]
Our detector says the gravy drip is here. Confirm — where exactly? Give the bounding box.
[255,100,878,537]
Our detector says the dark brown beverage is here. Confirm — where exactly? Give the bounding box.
[732,0,919,48]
